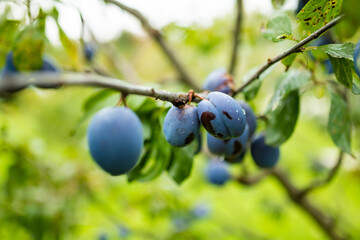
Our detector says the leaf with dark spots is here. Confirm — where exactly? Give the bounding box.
[222,111,233,120]
[185,133,195,145]
[200,111,216,136]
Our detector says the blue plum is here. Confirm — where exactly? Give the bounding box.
[84,43,95,62]
[250,135,280,168]
[205,160,230,186]
[207,124,249,157]
[295,0,309,14]
[225,150,246,164]
[163,105,200,147]
[354,39,360,78]
[87,107,143,175]
[239,101,257,137]
[203,68,234,94]
[198,91,246,139]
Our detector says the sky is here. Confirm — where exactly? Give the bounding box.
[1,0,298,43]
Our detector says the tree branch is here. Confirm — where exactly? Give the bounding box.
[0,73,204,106]
[228,0,243,75]
[104,0,200,90]
[233,15,344,96]
[299,151,344,197]
[271,168,347,240]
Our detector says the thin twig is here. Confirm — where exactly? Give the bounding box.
[235,170,270,185]
[271,168,347,240]
[104,0,200,90]
[299,151,344,197]
[0,72,205,106]
[233,15,344,96]
[228,0,243,75]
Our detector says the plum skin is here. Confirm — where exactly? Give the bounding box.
[205,160,230,186]
[239,101,257,137]
[87,107,144,176]
[203,68,233,94]
[198,91,246,139]
[163,105,200,147]
[251,135,279,168]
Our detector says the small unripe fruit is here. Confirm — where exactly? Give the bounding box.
[205,160,230,186]
[163,105,200,147]
[203,68,233,94]
[251,135,280,168]
[198,91,246,139]
[87,107,143,175]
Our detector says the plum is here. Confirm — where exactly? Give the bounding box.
[354,39,360,78]
[163,105,200,147]
[203,68,234,94]
[84,43,95,62]
[295,0,309,14]
[251,135,279,168]
[198,91,246,139]
[87,107,143,175]
[239,101,257,137]
[225,150,246,164]
[205,160,230,186]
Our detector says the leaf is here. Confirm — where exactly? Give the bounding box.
[12,18,46,71]
[297,0,343,34]
[328,56,353,88]
[271,0,286,9]
[167,143,197,184]
[281,53,297,69]
[327,92,352,154]
[57,24,80,68]
[317,43,355,60]
[83,89,118,112]
[243,66,274,101]
[262,15,292,43]
[267,70,310,112]
[265,91,300,146]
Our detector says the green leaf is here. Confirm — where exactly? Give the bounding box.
[271,0,286,9]
[328,56,353,88]
[12,18,46,71]
[281,53,297,69]
[267,70,310,112]
[243,66,274,101]
[262,15,292,43]
[327,92,352,154]
[167,143,196,185]
[297,0,343,34]
[265,91,300,146]
[317,43,355,60]
[57,24,80,68]
[82,89,118,112]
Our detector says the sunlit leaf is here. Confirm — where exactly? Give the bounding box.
[262,15,292,43]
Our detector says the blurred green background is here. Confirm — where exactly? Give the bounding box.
[1,0,360,239]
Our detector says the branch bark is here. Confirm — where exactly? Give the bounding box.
[105,0,200,90]
[271,168,347,240]
[0,73,204,106]
[233,15,344,96]
[299,151,344,197]
[228,0,243,75]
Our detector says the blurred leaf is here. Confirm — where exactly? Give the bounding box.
[327,92,352,154]
[317,43,355,60]
[82,89,118,112]
[262,15,292,42]
[271,0,286,9]
[243,66,274,101]
[352,72,360,95]
[167,143,196,185]
[265,90,299,146]
[267,70,310,111]
[328,56,353,88]
[12,18,46,71]
[57,24,80,68]
[297,0,343,34]
[281,53,297,69]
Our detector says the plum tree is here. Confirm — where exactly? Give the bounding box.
[202,68,234,94]
[197,91,246,139]
[251,135,280,168]
[163,105,200,147]
[87,107,143,175]
[205,160,230,186]
[238,101,257,137]
[354,39,360,78]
